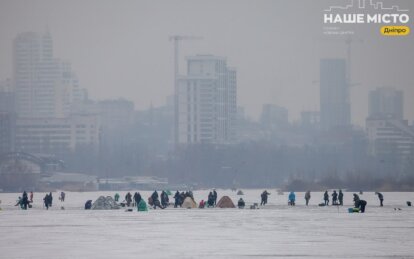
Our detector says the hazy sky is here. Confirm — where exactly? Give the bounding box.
[0,0,413,125]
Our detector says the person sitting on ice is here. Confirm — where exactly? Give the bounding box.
[288,191,296,206]
[199,200,206,209]
[237,198,245,209]
[84,200,92,210]
[138,199,148,212]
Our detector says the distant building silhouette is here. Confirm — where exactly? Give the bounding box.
[369,87,403,120]
[0,112,16,154]
[320,59,350,130]
[177,55,237,144]
[260,104,288,130]
[13,31,87,118]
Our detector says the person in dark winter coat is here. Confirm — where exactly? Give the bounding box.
[84,200,92,210]
[305,191,311,206]
[151,190,164,209]
[338,190,344,206]
[161,191,169,208]
[48,192,53,207]
[207,192,215,207]
[260,190,270,206]
[125,192,132,207]
[237,198,245,209]
[21,191,29,210]
[355,199,367,213]
[323,191,329,206]
[213,189,218,206]
[133,192,142,207]
[43,194,50,210]
[353,193,360,207]
[173,191,181,208]
[375,192,384,206]
[332,190,338,205]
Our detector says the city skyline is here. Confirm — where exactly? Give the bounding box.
[0,0,413,126]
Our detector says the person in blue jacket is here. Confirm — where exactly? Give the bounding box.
[288,191,296,206]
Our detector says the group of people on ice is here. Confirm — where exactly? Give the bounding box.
[15,191,66,210]
[321,190,344,206]
[14,189,386,213]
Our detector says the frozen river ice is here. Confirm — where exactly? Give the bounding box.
[1,190,414,258]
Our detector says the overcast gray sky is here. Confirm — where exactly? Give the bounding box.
[0,0,413,125]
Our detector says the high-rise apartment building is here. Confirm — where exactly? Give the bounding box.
[369,87,403,119]
[177,55,237,144]
[13,31,86,118]
[320,59,350,130]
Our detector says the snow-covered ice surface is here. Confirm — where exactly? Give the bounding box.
[1,190,414,258]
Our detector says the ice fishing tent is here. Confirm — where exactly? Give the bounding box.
[217,196,236,208]
[182,197,197,209]
[92,196,120,210]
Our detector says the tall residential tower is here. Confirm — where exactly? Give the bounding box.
[320,59,350,130]
[13,31,86,118]
[177,55,237,144]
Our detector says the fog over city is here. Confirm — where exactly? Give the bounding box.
[1,0,413,124]
[0,0,413,191]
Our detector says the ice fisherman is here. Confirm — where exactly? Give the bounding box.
[30,191,34,203]
[305,191,311,206]
[213,189,218,206]
[84,200,92,210]
[332,190,338,205]
[21,191,29,210]
[48,192,53,207]
[237,198,245,209]
[207,192,215,207]
[60,191,65,202]
[151,190,164,209]
[125,192,132,207]
[43,194,50,210]
[355,199,367,213]
[323,191,329,206]
[338,190,344,206]
[133,192,142,207]
[173,190,182,208]
[114,193,120,202]
[137,199,148,211]
[375,192,384,207]
[288,191,296,206]
[161,190,169,208]
[260,190,270,206]
[353,193,360,207]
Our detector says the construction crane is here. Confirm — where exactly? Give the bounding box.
[169,35,203,146]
